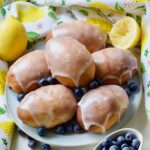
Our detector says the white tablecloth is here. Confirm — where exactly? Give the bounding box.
[10,98,150,150]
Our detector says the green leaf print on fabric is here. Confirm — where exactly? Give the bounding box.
[147,91,150,97]
[0,107,6,115]
[57,21,63,25]
[61,0,66,6]
[7,5,11,11]
[86,0,91,2]
[147,81,150,88]
[2,0,6,4]
[49,6,56,12]
[141,62,146,74]
[2,138,8,146]
[27,32,40,41]
[135,5,145,10]
[48,12,59,20]
[126,13,134,18]
[78,10,89,16]
[114,2,125,12]
[136,16,142,25]
[0,8,6,18]
[144,48,149,57]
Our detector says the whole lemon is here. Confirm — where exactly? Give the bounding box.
[0,16,27,61]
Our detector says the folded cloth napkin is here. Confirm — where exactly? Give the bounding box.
[0,0,147,149]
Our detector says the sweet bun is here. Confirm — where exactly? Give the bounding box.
[92,48,138,85]
[77,85,129,133]
[46,21,107,53]
[17,84,77,128]
[6,51,50,93]
[45,36,95,87]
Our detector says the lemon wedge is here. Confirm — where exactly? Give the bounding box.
[109,16,141,50]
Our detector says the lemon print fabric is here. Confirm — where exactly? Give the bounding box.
[109,16,141,50]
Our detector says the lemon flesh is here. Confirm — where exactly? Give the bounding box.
[109,17,141,50]
[0,16,27,61]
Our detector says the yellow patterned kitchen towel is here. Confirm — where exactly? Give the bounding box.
[0,0,148,150]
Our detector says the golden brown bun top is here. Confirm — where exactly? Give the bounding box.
[7,50,50,92]
[46,20,107,53]
[45,36,94,87]
[18,84,77,128]
[78,85,129,132]
[92,48,138,84]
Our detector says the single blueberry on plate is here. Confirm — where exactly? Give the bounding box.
[128,82,138,92]
[41,144,51,150]
[122,147,130,150]
[117,136,125,144]
[39,77,49,86]
[74,124,83,133]
[47,77,57,85]
[109,145,120,150]
[56,125,65,134]
[28,139,37,148]
[89,78,102,89]
[131,139,140,149]
[121,143,128,149]
[17,127,25,136]
[64,123,74,133]
[74,88,84,98]
[125,132,134,142]
[37,128,47,137]
[124,88,132,97]
[17,93,26,102]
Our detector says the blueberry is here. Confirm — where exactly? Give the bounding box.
[28,139,37,148]
[121,143,128,148]
[117,136,125,144]
[41,144,51,150]
[112,141,120,147]
[17,127,25,136]
[122,147,130,150]
[37,128,47,137]
[102,139,112,147]
[124,88,132,97]
[109,145,120,150]
[125,132,134,142]
[129,146,136,150]
[56,125,65,134]
[102,147,107,150]
[74,88,84,98]
[128,82,138,92]
[47,77,57,85]
[89,78,102,89]
[64,123,74,133]
[74,124,83,133]
[17,93,26,102]
[131,139,140,149]
[39,77,49,86]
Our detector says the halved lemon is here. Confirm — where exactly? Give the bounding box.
[109,16,141,50]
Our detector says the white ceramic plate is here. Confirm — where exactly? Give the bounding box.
[5,42,142,147]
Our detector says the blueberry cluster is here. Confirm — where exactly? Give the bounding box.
[74,78,102,101]
[55,123,84,134]
[17,93,26,102]
[124,82,138,97]
[39,76,58,86]
[17,127,51,150]
[97,132,140,150]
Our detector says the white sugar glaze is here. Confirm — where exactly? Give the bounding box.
[18,85,77,128]
[78,85,129,132]
[45,37,93,86]
[10,51,50,92]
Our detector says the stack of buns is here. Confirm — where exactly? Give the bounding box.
[6,21,138,133]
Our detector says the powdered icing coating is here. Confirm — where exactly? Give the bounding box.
[92,48,138,84]
[9,51,50,92]
[78,85,129,132]
[45,37,93,86]
[48,21,107,53]
[18,84,77,128]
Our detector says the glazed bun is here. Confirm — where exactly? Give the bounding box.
[77,85,129,133]
[46,21,107,53]
[17,84,77,128]
[45,36,95,87]
[92,48,138,85]
[6,51,50,93]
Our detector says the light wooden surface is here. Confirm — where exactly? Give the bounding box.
[10,98,150,150]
